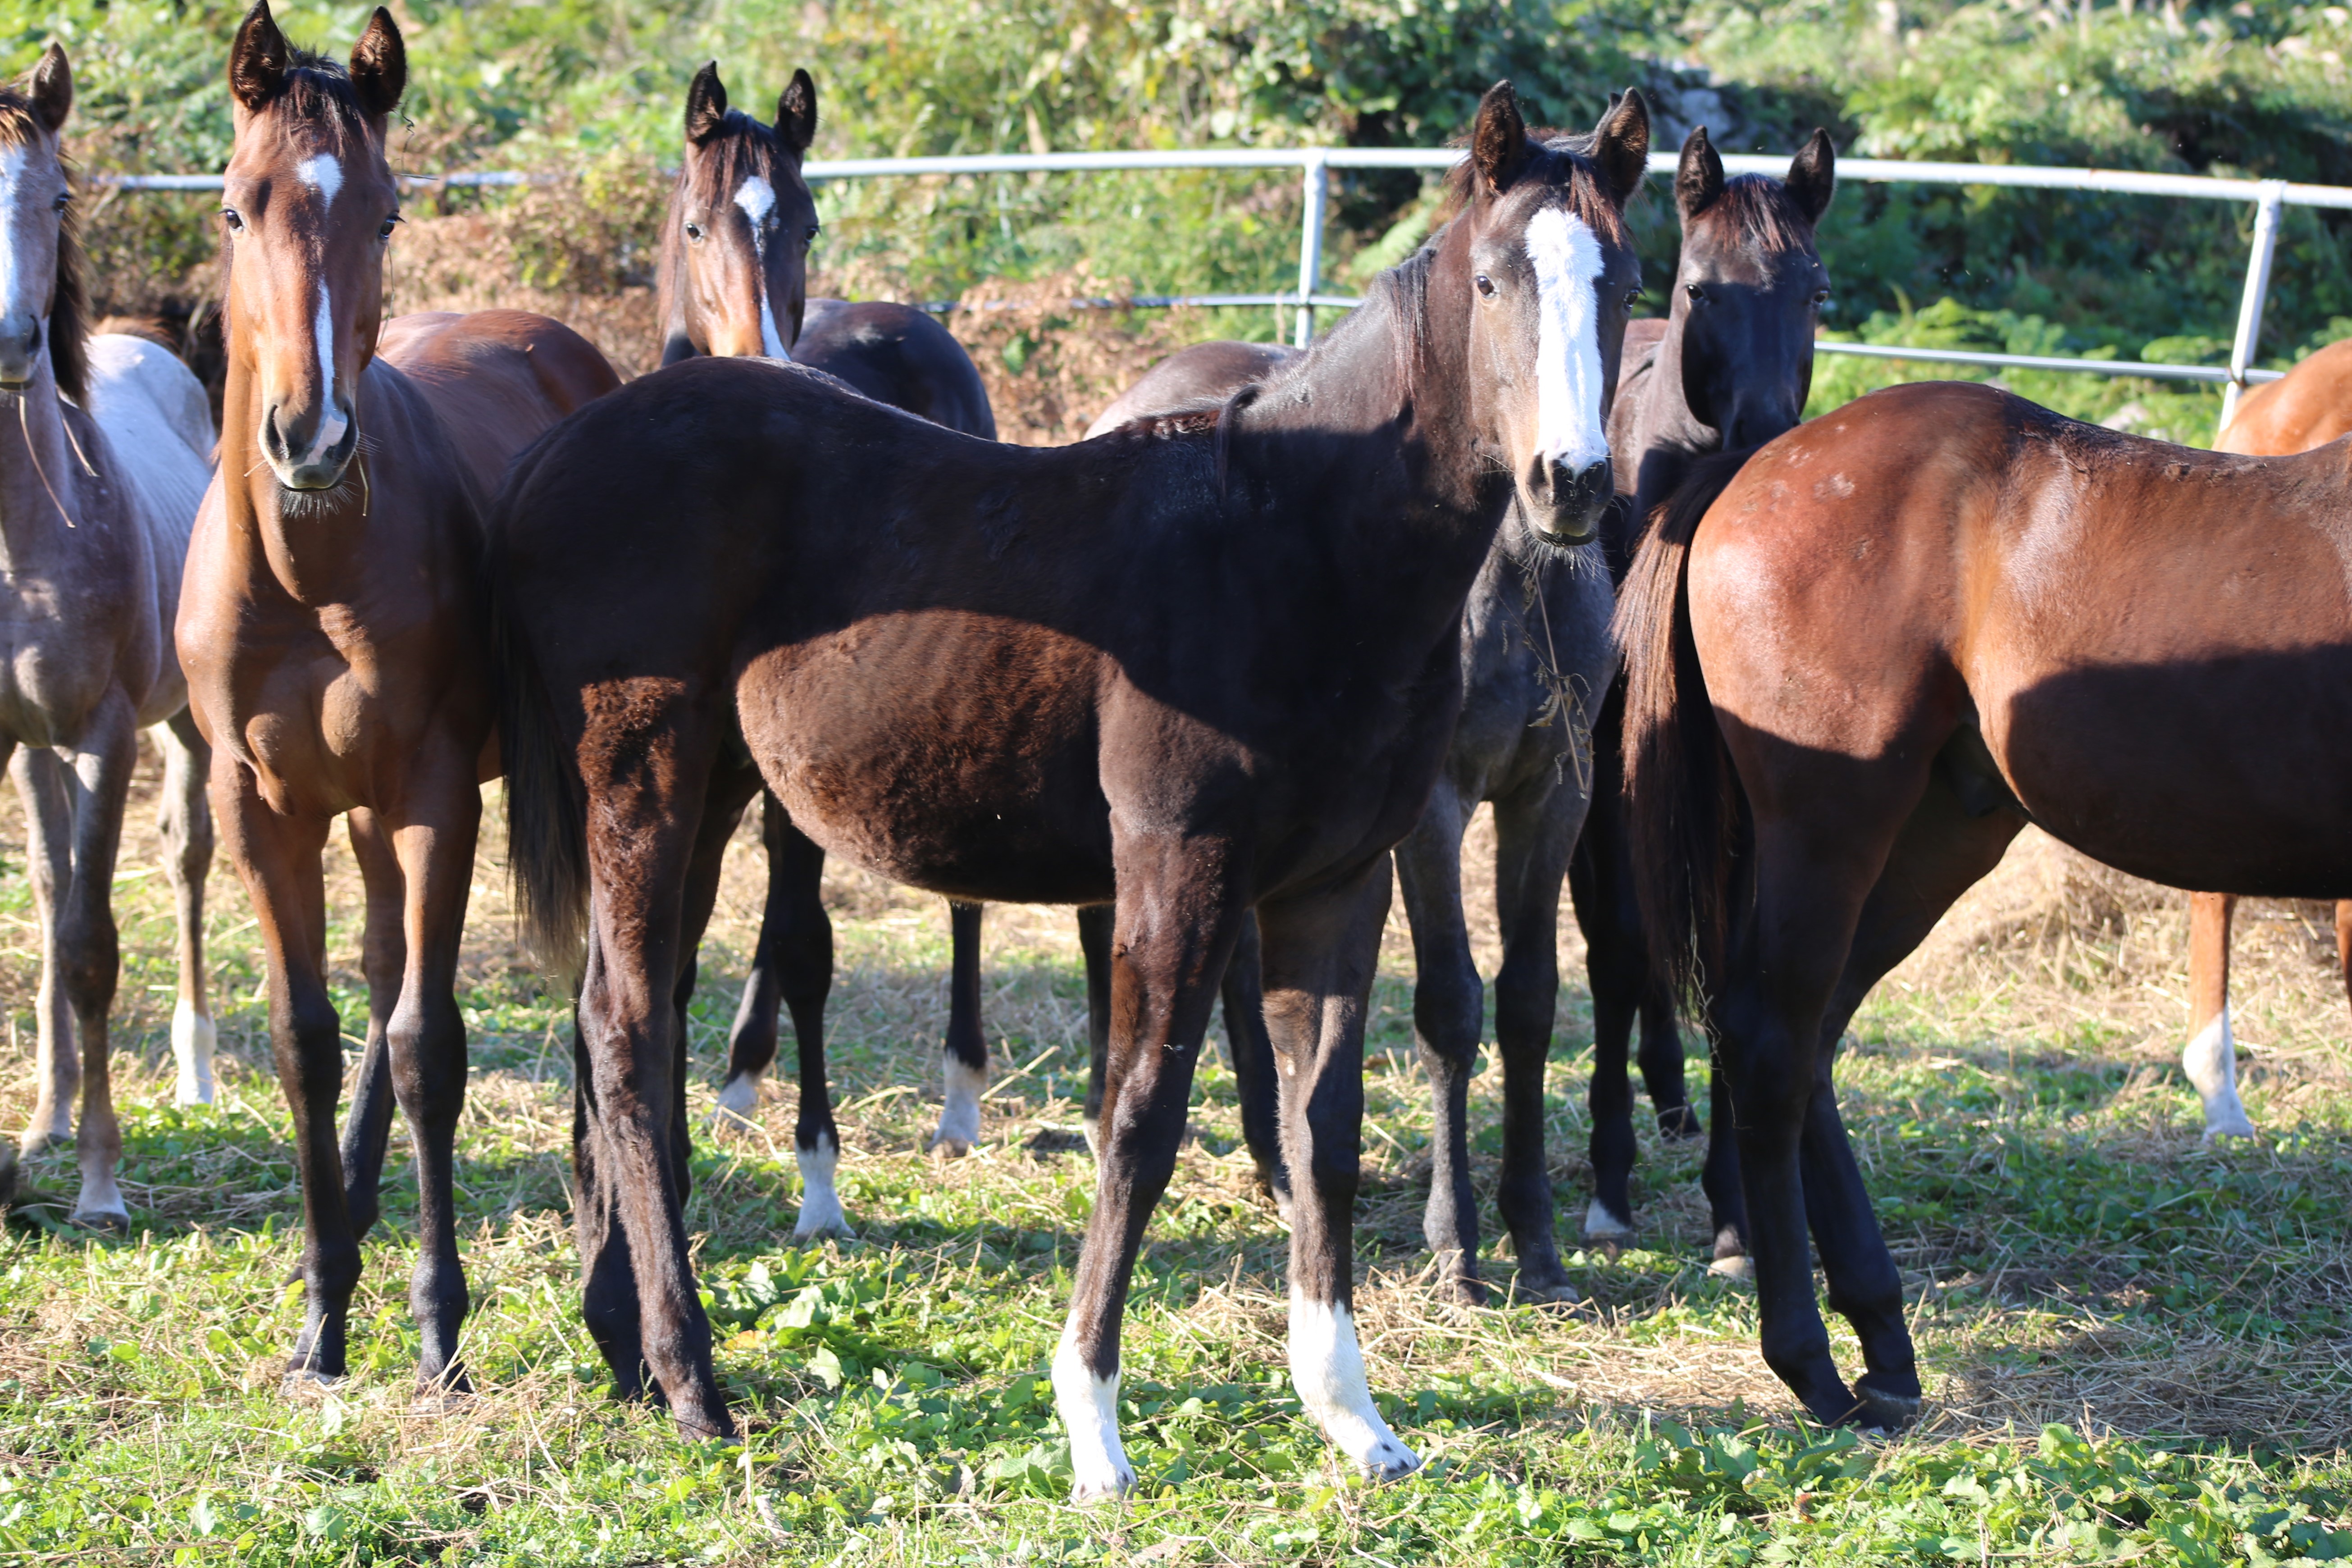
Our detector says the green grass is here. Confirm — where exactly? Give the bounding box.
[3,767,2352,1563]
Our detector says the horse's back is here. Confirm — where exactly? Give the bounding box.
[80,334,212,560]
[1087,341,1298,438]
[378,310,622,500]
[795,300,996,439]
[2218,337,2352,457]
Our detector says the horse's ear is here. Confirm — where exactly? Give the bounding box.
[1786,128,1836,225]
[1470,81,1531,195]
[1676,126,1723,221]
[776,69,817,158]
[28,43,70,133]
[349,8,405,120]
[228,0,291,114]
[685,61,729,146]
[1591,87,1651,207]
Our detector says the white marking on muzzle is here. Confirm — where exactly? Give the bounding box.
[1288,1293,1420,1478]
[303,284,349,466]
[1525,206,1609,475]
[732,174,793,362]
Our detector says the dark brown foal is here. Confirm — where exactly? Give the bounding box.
[176,3,617,1392]
[492,82,1647,1484]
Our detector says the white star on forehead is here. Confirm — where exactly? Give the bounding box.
[296,153,343,209]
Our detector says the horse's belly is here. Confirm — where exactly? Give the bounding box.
[738,617,1114,903]
[1989,645,2352,897]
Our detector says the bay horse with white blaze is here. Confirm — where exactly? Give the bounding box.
[653,64,1020,1214]
[490,82,1646,1484]
[177,3,618,1391]
[1575,123,1833,1267]
[0,45,218,1226]
[1621,376,2352,1427]
[2180,338,2352,1141]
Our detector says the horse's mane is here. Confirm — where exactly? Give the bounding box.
[0,91,85,401]
[1696,173,1815,254]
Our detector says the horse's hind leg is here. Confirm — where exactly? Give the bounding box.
[1570,789,1642,1245]
[717,795,814,1127]
[1053,834,1243,1498]
[337,808,403,1242]
[933,901,988,1155]
[1490,778,1581,1301]
[1257,859,1420,1480]
[156,712,216,1108]
[2184,892,2256,1139]
[1218,911,1289,1208]
[1393,777,1487,1302]
[1797,770,2023,1422]
[58,699,140,1229]
[1078,903,1113,1154]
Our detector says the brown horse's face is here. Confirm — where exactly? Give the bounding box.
[0,46,74,392]
[664,64,820,362]
[219,1,405,491]
[1456,86,1647,547]
[1673,127,1835,449]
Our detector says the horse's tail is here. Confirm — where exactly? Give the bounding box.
[1613,447,1755,1005]
[484,483,590,983]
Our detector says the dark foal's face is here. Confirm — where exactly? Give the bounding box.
[1458,85,1647,547]
[669,64,819,359]
[1672,127,1835,449]
[0,46,73,392]
[220,1,405,491]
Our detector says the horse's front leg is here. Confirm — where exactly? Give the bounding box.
[2184,891,2256,1139]
[382,756,485,1392]
[1490,779,1582,1301]
[58,694,141,1229]
[337,807,404,1242]
[718,795,826,1130]
[933,900,988,1154]
[1217,911,1289,1208]
[156,711,217,1108]
[215,765,351,1382]
[1391,775,1487,1302]
[1258,857,1419,1478]
[1053,834,1244,1500]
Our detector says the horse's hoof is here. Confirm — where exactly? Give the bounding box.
[1707,1254,1753,1281]
[16,1124,65,1159]
[791,1212,855,1243]
[2200,1118,2258,1143]
[710,1073,762,1133]
[282,1367,344,1396]
[1581,1198,1634,1246]
[1854,1378,1923,1430]
[1068,1460,1137,1503]
[1657,1108,1704,1142]
[1508,1273,1582,1308]
[69,1204,130,1235]
[927,1134,973,1159]
[1355,1436,1422,1482]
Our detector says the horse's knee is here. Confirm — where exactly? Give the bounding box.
[55,908,119,1015]
[1412,960,1482,1066]
[1491,957,1557,1049]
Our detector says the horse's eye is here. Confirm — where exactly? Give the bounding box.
[684,222,705,243]
[1474,273,1496,299]
[378,215,400,241]
[50,191,68,212]
[803,224,820,246]
[221,208,245,232]
[1685,283,1707,304]
[1813,288,1831,305]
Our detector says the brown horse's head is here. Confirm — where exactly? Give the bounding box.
[658,63,820,365]
[219,0,404,491]
[1443,82,1648,546]
[1671,125,1834,448]
[0,44,87,398]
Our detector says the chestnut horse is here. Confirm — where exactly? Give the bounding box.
[1621,375,2352,1427]
[1574,124,1834,1267]
[177,3,618,1391]
[0,47,219,1226]
[653,64,1025,1217]
[2180,337,2352,1140]
[489,83,1647,1482]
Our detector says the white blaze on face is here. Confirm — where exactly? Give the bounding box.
[0,144,50,360]
[732,173,793,361]
[1288,1292,1420,1478]
[296,152,350,463]
[1524,205,1610,476]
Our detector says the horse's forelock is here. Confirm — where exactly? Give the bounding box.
[0,89,85,401]
[1436,132,1630,247]
[686,109,789,204]
[1694,174,1816,256]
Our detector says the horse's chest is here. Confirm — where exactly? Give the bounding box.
[0,597,132,744]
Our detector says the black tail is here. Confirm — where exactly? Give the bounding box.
[1612,447,1754,1006]
[483,472,590,982]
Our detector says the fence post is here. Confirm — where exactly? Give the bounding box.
[1294,150,1329,348]
[2221,179,2288,430]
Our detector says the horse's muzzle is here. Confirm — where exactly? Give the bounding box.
[263,397,360,492]
[1522,455,1613,547]
[0,317,45,392]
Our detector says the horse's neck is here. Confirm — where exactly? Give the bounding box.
[0,363,100,574]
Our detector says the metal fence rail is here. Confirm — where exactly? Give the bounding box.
[100,147,2347,414]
